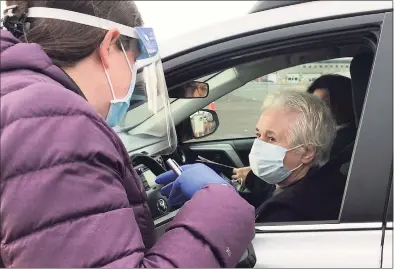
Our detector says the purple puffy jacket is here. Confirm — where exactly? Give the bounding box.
[0,30,255,267]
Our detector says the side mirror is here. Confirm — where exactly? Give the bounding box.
[190,109,219,139]
[169,81,209,99]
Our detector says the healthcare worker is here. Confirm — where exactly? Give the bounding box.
[0,1,254,267]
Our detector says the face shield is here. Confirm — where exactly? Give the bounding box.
[26,7,177,155]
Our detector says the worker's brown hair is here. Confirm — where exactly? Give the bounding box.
[5,0,143,67]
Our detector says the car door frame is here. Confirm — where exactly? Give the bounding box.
[168,13,387,170]
[154,10,393,267]
[169,11,393,224]
[381,175,392,268]
[251,11,392,267]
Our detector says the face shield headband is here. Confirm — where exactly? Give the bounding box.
[18,6,177,155]
[23,7,157,59]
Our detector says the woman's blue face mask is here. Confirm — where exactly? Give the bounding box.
[103,41,138,127]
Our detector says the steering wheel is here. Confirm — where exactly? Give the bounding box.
[130,156,255,267]
[130,154,166,175]
[131,154,245,206]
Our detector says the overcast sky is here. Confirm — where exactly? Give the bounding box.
[134,1,255,42]
[1,1,256,44]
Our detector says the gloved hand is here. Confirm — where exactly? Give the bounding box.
[155,163,232,206]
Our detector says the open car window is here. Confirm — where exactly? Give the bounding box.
[186,57,352,142]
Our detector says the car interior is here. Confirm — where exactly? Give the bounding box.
[126,42,375,219]
[119,30,377,267]
[175,49,373,167]
[0,1,390,267]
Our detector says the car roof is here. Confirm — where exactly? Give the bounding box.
[159,1,391,60]
[248,0,315,14]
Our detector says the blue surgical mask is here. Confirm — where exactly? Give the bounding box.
[248,139,303,185]
[103,42,138,127]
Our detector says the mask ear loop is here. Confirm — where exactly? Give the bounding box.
[286,144,305,172]
[290,162,303,172]
[119,39,138,101]
[99,43,117,100]
[119,40,134,71]
[287,143,321,171]
[286,144,304,152]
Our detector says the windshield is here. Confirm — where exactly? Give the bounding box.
[114,98,176,133]
[112,66,235,154]
[114,71,219,133]
[113,71,176,133]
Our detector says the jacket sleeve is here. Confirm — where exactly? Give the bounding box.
[0,84,255,268]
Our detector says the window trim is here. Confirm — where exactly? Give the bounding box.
[339,12,393,223]
[163,13,385,87]
[386,171,393,222]
[255,222,382,233]
[154,13,391,230]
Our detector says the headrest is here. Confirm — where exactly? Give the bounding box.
[350,53,374,126]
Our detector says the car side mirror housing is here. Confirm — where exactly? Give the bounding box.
[189,109,219,139]
[169,81,209,99]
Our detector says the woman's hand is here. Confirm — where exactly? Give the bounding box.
[155,163,233,206]
[232,167,251,186]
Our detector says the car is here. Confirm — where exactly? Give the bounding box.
[115,1,393,267]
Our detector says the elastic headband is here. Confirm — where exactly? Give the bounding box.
[27,7,139,39]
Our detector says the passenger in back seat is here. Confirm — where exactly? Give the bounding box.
[307,74,357,157]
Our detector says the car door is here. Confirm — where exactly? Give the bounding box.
[382,170,392,268]
[154,9,392,268]
[165,15,389,173]
[251,12,392,268]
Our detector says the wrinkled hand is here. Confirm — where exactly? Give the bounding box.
[155,163,231,206]
[232,167,251,186]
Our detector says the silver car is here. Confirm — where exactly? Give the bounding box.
[118,1,393,267]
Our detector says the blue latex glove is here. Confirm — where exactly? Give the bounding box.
[155,163,232,206]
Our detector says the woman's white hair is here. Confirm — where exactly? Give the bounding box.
[262,90,337,167]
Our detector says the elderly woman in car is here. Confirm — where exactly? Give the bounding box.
[234,90,346,223]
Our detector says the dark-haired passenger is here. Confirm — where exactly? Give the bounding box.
[307,74,357,157]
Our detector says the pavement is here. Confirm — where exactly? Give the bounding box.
[209,99,263,140]
[194,82,307,141]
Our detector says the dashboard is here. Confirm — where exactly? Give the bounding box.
[131,152,244,220]
[138,166,157,191]
[130,153,255,268]
[132,155,173,220]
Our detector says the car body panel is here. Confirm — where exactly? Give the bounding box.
[339,12,393,223]
[124,12,386,156]
[160,1,391,60]
[382,223,393,268]
[253,223,382,268]
[124,2,393,267]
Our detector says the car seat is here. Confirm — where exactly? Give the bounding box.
[338,53,374,175]
[350,53,375,127]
